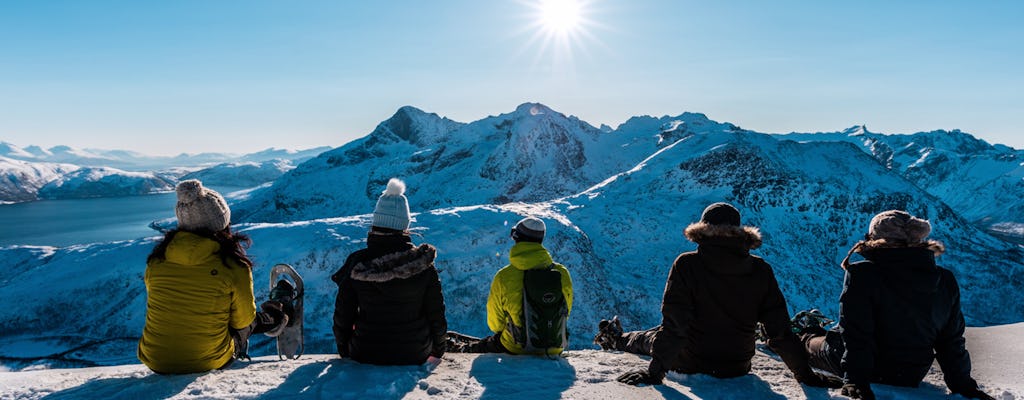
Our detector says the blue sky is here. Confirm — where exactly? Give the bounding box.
[1,0,1021,155]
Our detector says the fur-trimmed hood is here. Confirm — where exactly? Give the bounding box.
[841,238,945,269]
[859,238,945,255]
[684,221,763,250]
[350,244,437,283]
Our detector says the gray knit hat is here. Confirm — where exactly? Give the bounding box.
[175,179,230,232]
[372,178,411,231]
[512,216,546,242]
[868,210,931,243]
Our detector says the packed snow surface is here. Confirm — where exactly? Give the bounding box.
[1,323,1021,399]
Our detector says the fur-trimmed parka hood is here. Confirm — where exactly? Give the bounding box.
[841,238,945,269]
[684,221,763,250]
[350,244,437,283]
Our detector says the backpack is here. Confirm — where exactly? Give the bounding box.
[518,264,569,354]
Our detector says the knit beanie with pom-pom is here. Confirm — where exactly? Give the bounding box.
[372,178,411,231]
[175,179,230,232]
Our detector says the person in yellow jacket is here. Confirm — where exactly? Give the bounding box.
[138,180,294,374]
[447,216,573,355]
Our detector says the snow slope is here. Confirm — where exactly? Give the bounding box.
[1,323,1021,399]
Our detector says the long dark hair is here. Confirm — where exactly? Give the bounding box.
[148,227,253,269]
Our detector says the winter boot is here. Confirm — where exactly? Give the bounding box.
[593,315,624,351]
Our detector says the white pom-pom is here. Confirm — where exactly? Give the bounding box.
[176,179,203,203]
[384,178,406,196]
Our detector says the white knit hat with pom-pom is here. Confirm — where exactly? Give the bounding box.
[372,178,411,231]
[175,179,231,232]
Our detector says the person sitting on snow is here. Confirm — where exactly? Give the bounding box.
[138,180,295,374]
[798,210,994,400]
[446,216,574,355]
[331,178,448,365]
[596,202,840,388]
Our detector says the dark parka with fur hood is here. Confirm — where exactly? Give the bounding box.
[332,232,447,365]
[647,221,815,379]
[839,239,978,392]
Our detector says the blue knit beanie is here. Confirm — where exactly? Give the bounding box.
[372,178,410,231]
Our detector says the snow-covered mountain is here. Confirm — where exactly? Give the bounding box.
[232,104,735,222]
[36,167,176,199]
[0,156,80,203]
[0,141,330,171]
[179,160,295,187]
[777,126,1024,243]
[0,144,329,203]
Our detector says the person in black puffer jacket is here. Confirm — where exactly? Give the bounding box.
[331,178,447,365]
[609,203,838,388]
[801,210,993,400]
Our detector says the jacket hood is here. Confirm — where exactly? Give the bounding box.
[350,243,437,282]
[508,242,554,271]
[164,231,221,266]
[841,238,945,269]
[860,238,945,255]
[684,222,763,250]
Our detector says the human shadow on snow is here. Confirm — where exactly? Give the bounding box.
[667,372,787,400]
[254,358,431,400]
[41,373,198,400]
[470,354,576,400]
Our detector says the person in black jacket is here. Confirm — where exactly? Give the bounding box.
[331,178,447,366]
[604,203,839,388]
[800,210,993,400]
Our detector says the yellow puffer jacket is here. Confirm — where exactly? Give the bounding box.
[137,232,256,373]
[486,242,573,355]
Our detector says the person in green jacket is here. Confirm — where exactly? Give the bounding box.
[447,216,573,355]
[138,180,295,374]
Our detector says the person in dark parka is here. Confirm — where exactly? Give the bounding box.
[606,203,839,388]
[801,210,993,400]
[331,178,447,365]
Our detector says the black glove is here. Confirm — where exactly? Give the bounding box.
[617,369,664,386]
[798,371,844,389]
[954,387,996,400]
[841,383,875,400]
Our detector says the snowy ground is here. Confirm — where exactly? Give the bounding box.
[1,324,1020,400]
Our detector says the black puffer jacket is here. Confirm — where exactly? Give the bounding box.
[839,242,977,392]
[648,222,813,379]
[332,232,447,365]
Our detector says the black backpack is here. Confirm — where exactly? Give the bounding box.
[518,264,569,354]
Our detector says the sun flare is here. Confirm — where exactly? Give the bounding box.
[540,0,581,33]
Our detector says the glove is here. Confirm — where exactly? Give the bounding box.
[617,369,664,386]
[841,383,875,400]
[954,387,996,400]
[798,371,844,388]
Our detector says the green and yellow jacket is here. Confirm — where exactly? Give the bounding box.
[137,232,256,374]
[486,242,573,355]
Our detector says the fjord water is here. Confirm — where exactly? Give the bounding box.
[0,193,176,247]
[0,186,247,247]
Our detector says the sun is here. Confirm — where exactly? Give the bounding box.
[519,0,601,73]
[540,0,582,34]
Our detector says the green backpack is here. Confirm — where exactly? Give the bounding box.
[518,264,569,354]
